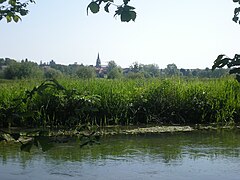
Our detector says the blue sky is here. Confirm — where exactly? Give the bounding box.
[0,0,239,68]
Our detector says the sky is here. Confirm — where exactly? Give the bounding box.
[0,0,239,69]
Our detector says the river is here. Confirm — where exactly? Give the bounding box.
[1,130,240,180]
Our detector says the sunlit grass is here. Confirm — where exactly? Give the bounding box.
[0,76,240,128]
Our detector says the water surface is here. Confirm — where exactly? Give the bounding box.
[1,130,240,180]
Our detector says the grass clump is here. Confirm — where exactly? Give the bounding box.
[0,77,240,128]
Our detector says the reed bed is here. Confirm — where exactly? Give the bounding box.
[0,77,240,128]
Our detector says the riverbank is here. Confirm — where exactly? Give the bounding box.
[2,124,240,139]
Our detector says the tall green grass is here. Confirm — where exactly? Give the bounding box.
[0,77,240,128]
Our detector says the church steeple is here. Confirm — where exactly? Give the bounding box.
[96,53,101,68]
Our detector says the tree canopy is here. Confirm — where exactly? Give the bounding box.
[0,0,136,23]
[1,1,239,24]
[233,0,240,24]
[0,0,35,22]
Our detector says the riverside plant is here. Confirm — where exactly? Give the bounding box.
[0,77,240,129]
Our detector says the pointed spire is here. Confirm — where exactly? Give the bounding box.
[96,52,101,68]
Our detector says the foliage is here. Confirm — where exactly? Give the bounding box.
[0,0,35,22]
[129,62,143,73]
[125,71,144,79]
[142,64,160,78]
[107,67,122,79]
[212,54,240,82]
[3,59,43,79]
[2,1,240,24]
[76,66,96,79]
[0,77,240,128]
[0,57,229,80]
[0,0,136,23]
[107,60,117,72]
[107,61,122,79]
[165,63,180,76]
[232,0,240,24]
[44,67,63,79]
[87,0,136,22]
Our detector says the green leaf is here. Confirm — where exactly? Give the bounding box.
[229,68,240,74]
[228,60,240,67]
[20,9,28,16]
[8,0,16,6]
[121,10,132,22]
[20,140,33,152]
[123,0,130,5]
[129,11,136,21]
[233,16,239,23]
[124,5,135,10]
[0,0,7,4]
[87,2,100,14]
[212,54,226,70]
[6,15,12,23]
[214,54,225,63]
[13,15,20,23]
[104,2,111,13]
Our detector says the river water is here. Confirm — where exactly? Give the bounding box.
[1,130,240,180]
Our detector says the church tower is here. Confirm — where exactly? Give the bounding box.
[96,53,101,68]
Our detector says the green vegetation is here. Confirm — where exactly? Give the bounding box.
[0,0,136,23]
[212,54,240,82]
[1,1,240,24]
[0,58,228,80]
[0,77,240,129]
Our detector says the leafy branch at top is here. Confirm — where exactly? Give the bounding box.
[0,0,35,23]
[87,0,136,22]
[212,54,240,82]
[1,1,240,24]
[233,0,240,24]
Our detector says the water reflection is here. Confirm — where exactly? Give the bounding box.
[1,130,240,180]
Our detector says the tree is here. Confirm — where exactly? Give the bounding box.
[107,67,122,79]
[1,1,239,24]
[107,60,117,73]
[76,66,96,79]
[142,64,160,78]
[165,63,180,76]
[125,71,144,79]
[106,60,122,79]
[0,0,35,23]
[0,0,136,23]
[3,59,43,79]
[44,67,62,79]
[129,62,143,73]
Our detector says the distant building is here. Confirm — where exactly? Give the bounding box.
[96,53,101,68]
[95,53,108,78]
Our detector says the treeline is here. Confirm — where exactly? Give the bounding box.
[0,58,229,80]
